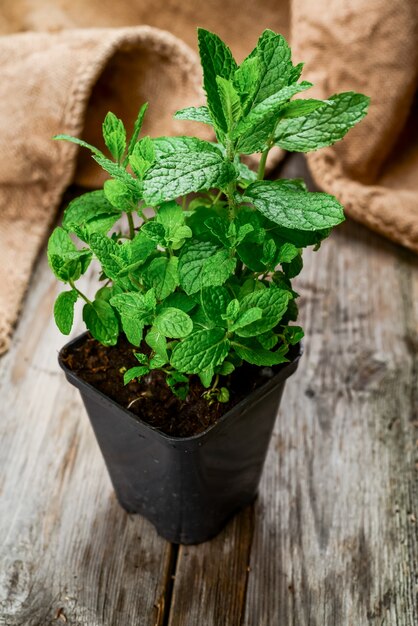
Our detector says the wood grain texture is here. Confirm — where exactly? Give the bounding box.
[0,257,173,626]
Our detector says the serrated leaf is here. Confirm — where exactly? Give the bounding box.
[142,137,236,204]
[233,338,289,366]
[225,299,240,321]
[234,82,312,153]
[161,292,196,314]
[143,256,179,300]
[201,286,230,326]
[83,300,119,346]
[92,155,142,200]
[202,249,236,290]
[102,112,126,162]
[216,77,242,129]
[124,366,149,385]
[218,361,235,375]
[178,239,217,295]
[197,28,238,132]
[171,327,230,373]
[233,56,260,110]
[126,103,148,158]
[252,30,293,105]
[236,286,291,336]
[280,99,331,119]
[154,307,193,338]
[156,201,192,248]
[174,106,213,125]
[230,307,263,332]
[110,292,154,346]
[53,134,105,158]
[141,222,166,244]
[62,190,121,240]
[54,290,78,335]
[257,331,279,350]
[104,178,138,212]
[282,325,304,345]
[47,227,92,282]
[89,233,122,281]
[146,327,168,361]
[282,251,303,279]
[245,181,345,231]
[277,242,299,263]
[274,92,370,152]
[129,136,155,178]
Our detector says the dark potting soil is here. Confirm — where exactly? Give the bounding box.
[61,334,284,438]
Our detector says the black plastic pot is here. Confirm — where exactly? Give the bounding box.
[59,334,302,544]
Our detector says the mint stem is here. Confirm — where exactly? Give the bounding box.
[257,148,269,180]
[69,280,91,305]
[127,212,135,239]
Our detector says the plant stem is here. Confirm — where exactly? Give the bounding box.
[69,280,91,305]
[257,148,269,180]
[127,212,135,239]
[211,190,223,206]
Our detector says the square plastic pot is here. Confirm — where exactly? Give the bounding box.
[59,334,302,544]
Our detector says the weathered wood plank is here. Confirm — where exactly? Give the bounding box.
[241,218,418,625]
[0,252,173,626]
[168,506,254,626]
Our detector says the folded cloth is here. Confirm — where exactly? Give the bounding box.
[0,0,417,354]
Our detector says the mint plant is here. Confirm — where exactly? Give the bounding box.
[48,28,369,404]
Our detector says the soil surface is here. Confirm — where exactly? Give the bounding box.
[61,334,289,437]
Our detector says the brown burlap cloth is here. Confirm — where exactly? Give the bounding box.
[0,0,417,354]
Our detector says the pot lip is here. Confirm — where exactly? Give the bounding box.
[58,332,303,445]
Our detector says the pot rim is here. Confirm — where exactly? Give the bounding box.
[58,332,303,445]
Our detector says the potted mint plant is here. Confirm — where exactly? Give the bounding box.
[49,28,369,544]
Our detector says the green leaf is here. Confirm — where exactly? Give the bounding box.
[178,240,218,295]
[233,339,289,366]
[126,103,148,157]
[154,307,193,338]
[104,179,138,212]
[102,112,126,162]
[62,190,121,240]
[218,361,235,375]
[224,299,240,321]
[233,82,312,153]
[129,136,155,178]
[174,106,213,125]
[245,181,345,231]
[216,77,242,129]
[142,137,236,204]
[201,286,230,326]
[217,387,230,403]
[230,307,263,332]
[54,290,78,335]
[146,327,168,360]
[233,56,260,111]
[282,325,304,345]
[124,366,149,385]
[236,286,291,336]
[143,256,179,300]
[282,251,303,279]
[276,242,299,264]
[279,99,331,119]
[161,292,196,314]
[47,227,92,282]
[171,327,230,373]
[110,292,154,346]
[89,233,122,281]
[92,155,142,200]
[274,92,370,152]
[83,300,119,346]
[252,30,293,105]
[141,222,166,244]
[156,201,192,248]
[202,249,236,290]
[197,28,238,132]
[53,134,105,158]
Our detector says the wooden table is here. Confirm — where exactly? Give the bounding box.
[1,157,417,625]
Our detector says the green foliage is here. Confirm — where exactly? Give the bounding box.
[49,27,369,403]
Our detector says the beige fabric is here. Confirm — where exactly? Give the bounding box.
[0,1,417,354]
